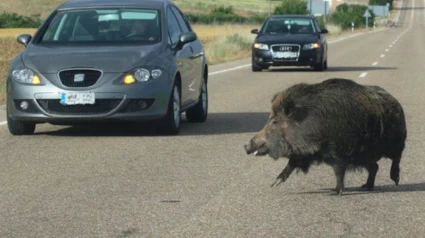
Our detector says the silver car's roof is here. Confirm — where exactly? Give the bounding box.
[58,0,171,10]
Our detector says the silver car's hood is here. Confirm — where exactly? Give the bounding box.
[22,44,163,73]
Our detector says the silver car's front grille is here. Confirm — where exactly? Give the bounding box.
[37,99,122,115]
[58,69,102,88]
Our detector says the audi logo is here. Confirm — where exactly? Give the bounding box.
[279,46,292,51]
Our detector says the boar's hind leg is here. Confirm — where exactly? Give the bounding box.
[390,155,401,186]
[332,164,347,196]
[361,162,379,191]
[271,161,295,187]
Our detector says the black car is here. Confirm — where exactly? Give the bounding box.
[251,15,328,72]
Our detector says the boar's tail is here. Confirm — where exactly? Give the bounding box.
[390,156,401,186]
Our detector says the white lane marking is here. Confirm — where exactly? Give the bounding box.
[390,45,392,47]
[380,54,385,58]
[208,64,252,76]
[0,121,7,126]
[327,28,386,44]
[372,62,378,66]
[359,72,368,78]
[385,49,389,52]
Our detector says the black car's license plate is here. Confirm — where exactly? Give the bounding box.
[273,52,299,58]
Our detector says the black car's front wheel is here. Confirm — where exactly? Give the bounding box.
[159,83,181,135]
[252,61,263,72]
[186,78,208,123]
[313,58,325,71]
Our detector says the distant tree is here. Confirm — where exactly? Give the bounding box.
[369,0,394,10]
[273,0,309,15]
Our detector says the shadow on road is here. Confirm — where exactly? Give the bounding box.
[326,66,397,72]
[293,182,425,196]
[34,112,270,137]
[265,66,396,73]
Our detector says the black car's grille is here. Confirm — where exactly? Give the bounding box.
[37,99,121,115]
[271,45,300,52]
[271,44,300,62]
[59,69,102,88]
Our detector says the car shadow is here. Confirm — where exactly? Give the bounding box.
[266,66,396,72]
[326,66,397,72]
[34,112,270,137]
[292,182,425,196]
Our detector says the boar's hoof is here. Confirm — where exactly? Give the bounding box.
[361,184,375,191]
[335,187,344,196]
[271,178,285,187]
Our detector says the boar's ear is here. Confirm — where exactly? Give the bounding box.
[285,100,308,121]
[271,92,280,103]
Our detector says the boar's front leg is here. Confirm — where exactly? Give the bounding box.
[332,164,347,196]
[271,160,295,187]
[361,162,379,191]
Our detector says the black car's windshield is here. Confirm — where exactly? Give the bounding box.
[261,18,316,35]
[38,8,161,44]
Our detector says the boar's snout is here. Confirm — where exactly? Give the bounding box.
[245,135,269,156]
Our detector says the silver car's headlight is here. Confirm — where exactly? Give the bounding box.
[11,68,42,85]
[303,43,320,50]
[134,68,150,82]
[254,43,269,50]
[123,68,163,85]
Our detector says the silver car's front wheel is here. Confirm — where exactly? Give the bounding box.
[186,78,208,123]
[173,87,181,128]
[159,83,181,135]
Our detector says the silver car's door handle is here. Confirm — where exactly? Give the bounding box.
[190,51,204,59]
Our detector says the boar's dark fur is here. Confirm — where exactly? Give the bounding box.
[244,78,407,195]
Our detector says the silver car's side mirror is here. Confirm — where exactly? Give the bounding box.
[179,32,197,45]
[17,34,32,47]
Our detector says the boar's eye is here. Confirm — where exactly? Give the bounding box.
[290,107,308,121]
[284,100,308,121]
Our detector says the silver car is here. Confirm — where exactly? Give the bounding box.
[6,0,208,135]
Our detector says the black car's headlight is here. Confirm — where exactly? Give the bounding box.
[123,68,163,85]
[303,43,320,50]
[254,43,269,51]
[11,68,42,85]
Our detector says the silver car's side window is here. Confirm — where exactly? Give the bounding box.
[167,8,182,46]
[171,7,190,33]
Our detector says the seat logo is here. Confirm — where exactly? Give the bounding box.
[74,74,85,83]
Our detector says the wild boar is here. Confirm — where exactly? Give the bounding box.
[244,78,407,195]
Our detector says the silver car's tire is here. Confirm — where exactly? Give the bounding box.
[186,79,208,123]
[7,110,35,135]
[159,83,181,135]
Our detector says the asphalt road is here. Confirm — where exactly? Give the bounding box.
[1,0,425,237]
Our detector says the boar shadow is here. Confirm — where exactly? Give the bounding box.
[34,112,270,137]
[293,182,425,196]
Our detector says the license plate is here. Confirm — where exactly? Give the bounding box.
[274,52,298,58]
[60,91,95,105]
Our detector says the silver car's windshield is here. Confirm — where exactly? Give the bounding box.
[39,8,161,44]
[261,18,316,35]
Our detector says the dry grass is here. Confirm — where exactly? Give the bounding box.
[193,24,259,44]
[0,37,24,104]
